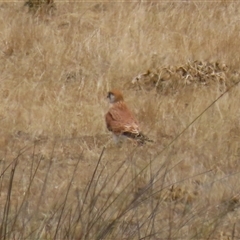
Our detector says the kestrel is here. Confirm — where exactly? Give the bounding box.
[105,89,153,145]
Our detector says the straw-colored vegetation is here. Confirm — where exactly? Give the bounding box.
[1,1,240,239]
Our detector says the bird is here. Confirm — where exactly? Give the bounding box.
[105,89,153,145]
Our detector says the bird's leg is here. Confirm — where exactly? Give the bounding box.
[113,134,125,148]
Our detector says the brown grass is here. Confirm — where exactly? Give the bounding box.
[1,1,240,239]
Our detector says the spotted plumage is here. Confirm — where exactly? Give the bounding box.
[105,89,153,145]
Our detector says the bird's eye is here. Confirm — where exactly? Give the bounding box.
[107,93,115,102]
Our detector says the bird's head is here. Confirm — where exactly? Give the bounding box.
[107,89,124,103]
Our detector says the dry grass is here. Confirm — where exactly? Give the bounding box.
[1,1,240,239]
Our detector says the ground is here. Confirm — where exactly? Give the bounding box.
[0,1,240,239]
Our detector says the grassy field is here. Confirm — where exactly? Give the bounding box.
[1,1,240,239]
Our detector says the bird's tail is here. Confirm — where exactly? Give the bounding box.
[123,132,154,145]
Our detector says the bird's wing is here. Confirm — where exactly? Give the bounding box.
[105,102,140,135]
